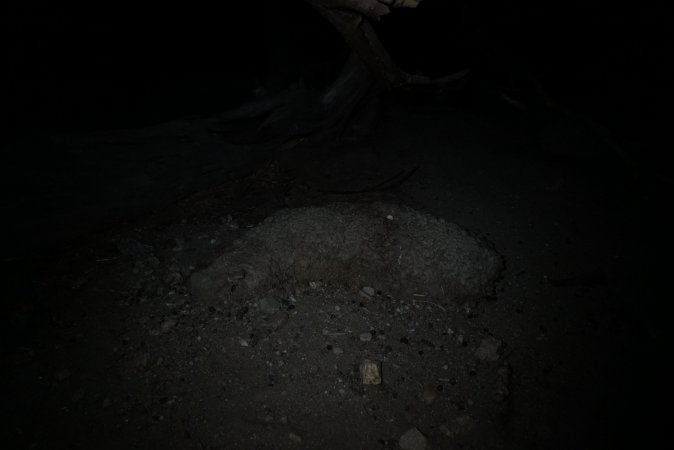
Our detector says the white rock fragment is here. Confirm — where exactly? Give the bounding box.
[399,427,426,450]
[359,332,373,342]
[359,360,382,385]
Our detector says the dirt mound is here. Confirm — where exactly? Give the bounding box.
[189,202,503,303]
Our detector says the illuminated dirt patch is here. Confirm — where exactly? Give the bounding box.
[189,202,503,303]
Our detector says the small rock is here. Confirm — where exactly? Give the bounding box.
[361,286,376,297]
[360,360,382,385]
[359,332,373,342]
[258,297,280,314]
[493,363,513,402]
[239,338,249,347]
[71,389,86,403]
[14,347,35,365]
[475,337,503,362]
[172,238,184,252]
[332,347,344,355]
[450,415,474,436]
[71,276,87,290]
[160,317,178,333]
[136,353,150,367]
[288,431,303,443]
[117,238,154,258]
[399,427,426,450]
[419,388,439,405]
[56,369,71,381]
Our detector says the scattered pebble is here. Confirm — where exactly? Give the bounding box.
[399,427,426,450]
[359,360,382,385]
[239,338,249,347]
[359,332,373,342]
[332,347,344,355]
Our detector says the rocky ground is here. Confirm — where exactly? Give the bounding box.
[2,95,671,449]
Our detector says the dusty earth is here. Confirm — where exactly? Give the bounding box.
[2,94,672,449]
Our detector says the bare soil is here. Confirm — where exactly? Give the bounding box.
[2,96,671,449]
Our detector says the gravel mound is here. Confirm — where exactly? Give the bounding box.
[189,202,503,303]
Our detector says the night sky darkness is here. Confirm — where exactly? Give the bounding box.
[3,1,673,449]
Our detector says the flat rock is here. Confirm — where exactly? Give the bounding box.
[360,360,382,385]
[475,336,503,362]
[399,427,426,450]
[258,297,280,314]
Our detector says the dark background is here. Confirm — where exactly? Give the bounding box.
[4,0,672,142]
